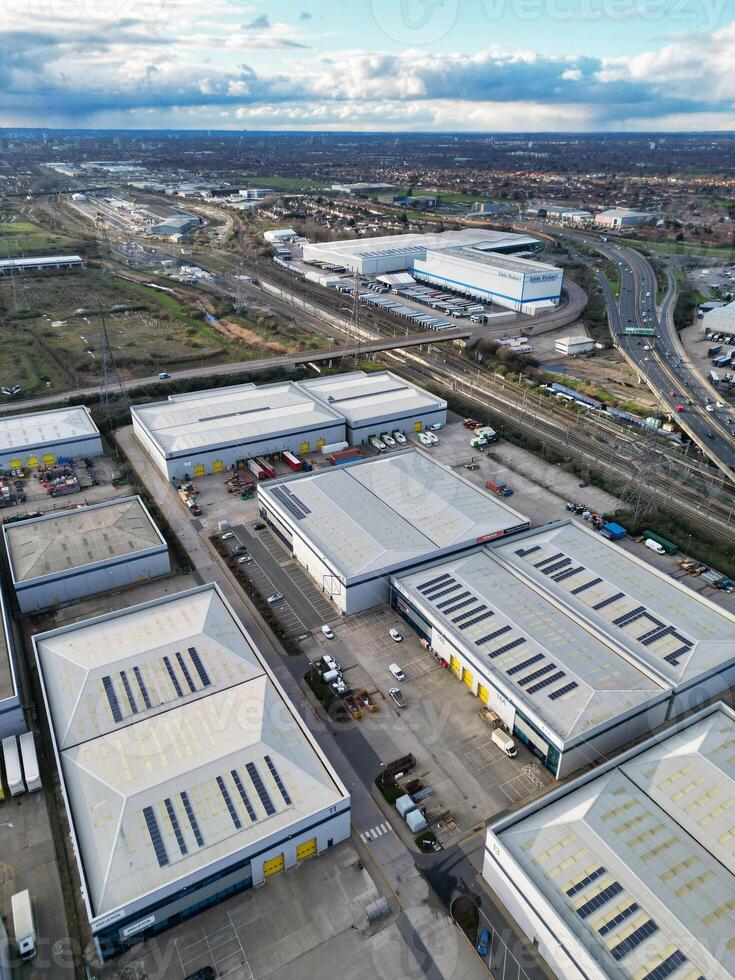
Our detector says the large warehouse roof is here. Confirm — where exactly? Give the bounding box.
[4,496,165,584]
[395,548,667,742]
[490,521,735,689]
[34,585,347,920]
[298,371,446,427]
[490,703,735,980]
[131,381,344,458]
[303,229,539,263]
[259,449,529,581]
[434,247,561,277]
[0,405,98,455]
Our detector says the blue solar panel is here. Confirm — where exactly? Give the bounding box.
[418,573,452,593]
[571,577,602,595]
[554,565,585,583]
[163,655,184,698]
[164,797,187,855]
[265,755,292,806]
[428,582,462,602]
[534,551,564,567]
[143,806,169,867]
[246,762,276,816]
[457,610,494,630]
[541,558,572,576]
[549,681,579,700]
[641,950,687,980]
[133,666,152,710]
[506,653,544,676]
[515,545,541,557]
[593,592,625,611]
[180,790,204,847]
[527,670,565,694]
[613,605,646,627]
[436,589,469,610]
[119,670,138,714]
[598,902,639,935]
[176,651,196,693]
[567,867,606,897]
[518,662,556,687]
[452,604,486,624]
[188,646,211,687]
[488,637,526,660]
[610,920,658,961]
[442,596,477,615]
[102,675,123,723]
[216,775,242,830]
[231,769,257,822]
[576,881,622,918]
[476,625,511,647]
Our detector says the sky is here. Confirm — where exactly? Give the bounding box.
[1,0,734,132]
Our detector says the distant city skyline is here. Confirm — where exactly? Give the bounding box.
[2,0,733,132]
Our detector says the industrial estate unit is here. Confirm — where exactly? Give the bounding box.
[33,584,350,960]
[257,449,530,614]
[392,520,735,776]
[483,701,735,980]
[0,406,102,470]
[298,371,447,444]
[3,496,170,613]
[131,381,347,480]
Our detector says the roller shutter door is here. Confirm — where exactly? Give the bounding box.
[478,684,489,704]
[450,656,462,678]
[297,838,317,862]
[463,668,473,688]
[263,854,285,877]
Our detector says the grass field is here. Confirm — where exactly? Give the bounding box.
[0,215,76,257]
[620,237,735,259]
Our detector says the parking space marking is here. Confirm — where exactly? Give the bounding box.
[174,913,253,980]
[465,744,505,772]
[499,764,548,804]
[359,822,393,843]
[401,654,441,681]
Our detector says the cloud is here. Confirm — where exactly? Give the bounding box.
[0,6,733,130]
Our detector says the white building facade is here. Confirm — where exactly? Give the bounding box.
[0,406,102,470]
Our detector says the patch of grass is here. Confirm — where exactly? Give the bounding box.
[415,831,437,852]
[618,237,734,258]
[0,216,75,256]
[375,772,404,805]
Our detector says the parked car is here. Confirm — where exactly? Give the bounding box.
[237,555,253,564]
[389,663,405,681]
[221,531,234,541]
[231,545,246,555]
[425,432,439,445]
[252,522,266,530]
[388,687,407,708]
[476,929,490,957]
[674,405,684,412]
[389,628,403,642]
[321,625,335,639]
[267,592,284,603]
[429,423,443,431]
[417,432,432,446]
[382,435,396,448]
[393,431,407,444]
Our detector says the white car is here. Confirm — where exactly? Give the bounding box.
[393,431,406,444]
[425,431,439,445]
[417,432,431,446]
[221,531,234,540]
[706,404,715,412]
[429,423,443,431]
[389,663,405,681]
[237,555,252,564]
[389,628,403,642]
[321,624,335,640]
[382,435,396,448]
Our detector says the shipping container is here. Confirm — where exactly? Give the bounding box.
[18,732,41,792]
[253,457,276,478]
[247,459,267,481]
[2,736,25,796]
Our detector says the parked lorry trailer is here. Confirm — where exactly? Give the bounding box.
[247,459,267,481]
[253,457,276,478]
[642,530,678,554]
[19,732,41,792]
[11,890,37,961]
[485,479,513,496]
[1,736,24,796]
[282,450,303,472]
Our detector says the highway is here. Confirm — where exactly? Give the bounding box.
[567,230,735,480]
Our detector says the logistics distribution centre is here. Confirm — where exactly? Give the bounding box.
[483,702,735,980]
[300,229,563,314]
[3,496,170,613]
[0,405,102,470]
[131,372,447,479]
[391,520,735,778]
[34,584,350,960]
[257,449,530,614]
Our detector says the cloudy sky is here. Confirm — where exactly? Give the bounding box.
[2,0,733,131]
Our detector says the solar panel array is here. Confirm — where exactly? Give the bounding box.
[138,756,294,870]
[414,570,582,705]
[512,541,696,673]
[270,485,311,522]
[101,646,214,726]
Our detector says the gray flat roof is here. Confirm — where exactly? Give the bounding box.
[259,449,529,582]
[0,406,98,455]
[432,247,561,277]
[490,521,735,688]
[394,548,666,742]
[491,703,735,980]
[132,381,344,458]
[298,371,446,427]
[4,496,165,584]
[0,582,15,703]
[34,584,348,919]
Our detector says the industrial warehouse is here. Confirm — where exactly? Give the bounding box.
[412,246,563,313]
[300,228,541,275]
[131,381,347,480]
[298,371,447,444]
[483,702,735,980]
[33,584,351,960]
[3,496,170,613]
[257,449,530,614]
[391,520,735,777]
[0,405,102,470]
[0,254,83,275]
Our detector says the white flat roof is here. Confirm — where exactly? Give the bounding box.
[432,246,561,277]
[304,229,539,260]
[490,521,735,689]
[4,496,165,584]
[492,703,735,980]
[394,548,666,743]
[298,371,446,427]
[34,585,347,919]
[259,449,529,582]
[0,255,82,270]
[704,300,735,320]
[0,406,99,456]
[132,381,344,458]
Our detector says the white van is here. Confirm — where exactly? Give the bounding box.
[491,729,517,757]
[644,538,666,555]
